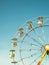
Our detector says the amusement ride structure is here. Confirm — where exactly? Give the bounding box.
[9,16,49,65]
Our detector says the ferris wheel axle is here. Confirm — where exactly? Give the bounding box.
[37,44,49,65]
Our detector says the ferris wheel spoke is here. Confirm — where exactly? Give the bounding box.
[33,29,44,45]
[29,54,42,65]
[19,48,32,52]
[41,26,46,41]
[19,49,25,65]
[20,54,33,60]
[27,34,43,46]
[20,51,42,61]
[20,48,42,54]
[21,40,42,48]
[19,48,41,52]
[44,17,49,24]
[19,46,42,62]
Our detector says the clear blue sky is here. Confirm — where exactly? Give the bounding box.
[0,0,49,65]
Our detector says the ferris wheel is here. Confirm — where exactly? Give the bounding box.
[9,16,49,65]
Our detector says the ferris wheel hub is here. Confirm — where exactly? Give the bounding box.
[44,44,49,54]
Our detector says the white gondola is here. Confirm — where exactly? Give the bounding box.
[9,53,15,59]
[11,42,17,47]
[38,21,43,26]
[18,28,24,37]
[37,16,43,26]
[26,21,32,30]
